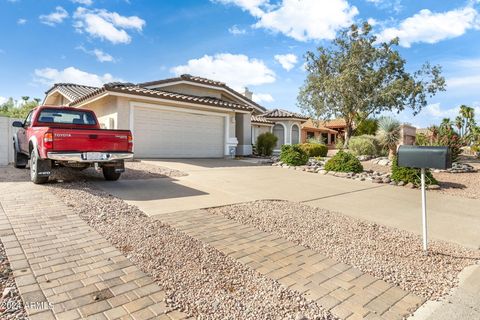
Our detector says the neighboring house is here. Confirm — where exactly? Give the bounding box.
[250,109,308,152]
[399,124,416,146]
[301,119,338,146]
[43,75,266,158]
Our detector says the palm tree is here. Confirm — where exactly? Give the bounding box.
[460,105,475,136]
[377,116,401,159]
[455,116,463,136]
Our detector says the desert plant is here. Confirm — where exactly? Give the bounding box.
[348,135,379,156]
[324,150,363,173]
[377,117,401,159]
[391,157,437,186]
[416,125,462,162]
[256,132,278,156]
[299,143,328,157]
[280,144,309,166]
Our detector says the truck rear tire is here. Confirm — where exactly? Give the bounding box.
[30,149,49,184]
[13,143,27,168]
[102,167,121,181]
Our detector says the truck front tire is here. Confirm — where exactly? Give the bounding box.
[102,166,121,181]
[30,149,49,184]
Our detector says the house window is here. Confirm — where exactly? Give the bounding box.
[320,133,327,144]
[273,124,285,148]
[291,124,300,144]
[306,131,315,139]
[330,134,336,144]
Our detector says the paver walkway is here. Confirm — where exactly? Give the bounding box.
[157,209,424,320]
[0,181,189,320]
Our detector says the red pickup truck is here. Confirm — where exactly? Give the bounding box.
[12,106,133,184]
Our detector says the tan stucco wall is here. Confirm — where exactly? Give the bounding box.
[82,96,119,129]
[252,125,272,144]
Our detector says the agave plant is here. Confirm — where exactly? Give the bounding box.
[377,116,401,159]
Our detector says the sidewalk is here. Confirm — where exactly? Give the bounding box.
[0,181,189,320]
[157,209,425,320]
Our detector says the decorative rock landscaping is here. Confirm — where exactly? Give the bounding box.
[433,162,477,174]
[272,158,442,189]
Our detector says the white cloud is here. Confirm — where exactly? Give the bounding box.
[424,103,459,118]
[77,46,115,62]
[71,0,93,5]
[216,0,358,41]
[366,0,402,13]
[214,0,268,17]
[0,96,7,105]
[73,7,145,44]
[376,6,480,47]
[17,18,27,25]
[170,53,276,90]
[34,66,120,87]
[447,75,480,88]
[274,53,297,71]
[39,6,69,26]
[252,92,274,103]
[228,25,246,35]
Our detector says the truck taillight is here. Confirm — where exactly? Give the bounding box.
[44,132,53,149]
[127,134,133,151]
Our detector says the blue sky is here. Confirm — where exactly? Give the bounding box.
[1,0,480,127]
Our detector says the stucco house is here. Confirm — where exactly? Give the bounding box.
[301,119,339,146]
[42,74,307,158]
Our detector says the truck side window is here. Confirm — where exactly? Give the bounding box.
[24,111,33,127]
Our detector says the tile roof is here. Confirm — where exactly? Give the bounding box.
[251,115,274,124]
[45,83,100,102]
[63,83,253,111]
[261,109,308,120]
[139,74,227,88]
[138,74,266,112]
[322,118,347,128]
[301,119,338,134]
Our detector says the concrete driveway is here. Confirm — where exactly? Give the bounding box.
[96,159,480,249]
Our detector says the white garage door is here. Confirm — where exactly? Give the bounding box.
[133,107,225,158]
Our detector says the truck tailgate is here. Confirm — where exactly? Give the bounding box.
[51,128,130,152]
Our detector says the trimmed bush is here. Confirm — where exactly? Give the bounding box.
[324,150,363,173]
[299,143,328,157]
[391,156,437,186]
[256,132,278,156]
[348,135,379,156]
[280,144,309,166]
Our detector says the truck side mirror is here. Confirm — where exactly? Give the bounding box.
[12,121,24,128]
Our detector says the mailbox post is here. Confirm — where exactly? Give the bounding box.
[397,146,452,254]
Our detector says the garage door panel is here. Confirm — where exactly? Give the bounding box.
[133,107,224,158]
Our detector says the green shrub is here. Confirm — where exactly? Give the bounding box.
[280,144,309,166]
[391,157,437,186]
[335,136,345,149]
[348,135,379,156]
[324,150,363,173]
[299,143,328,157]
[256,132,278,156]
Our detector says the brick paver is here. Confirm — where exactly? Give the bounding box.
[0,182,189,320]
[157,209,424,320]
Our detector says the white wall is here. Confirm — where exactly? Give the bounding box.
[0,116,21,166]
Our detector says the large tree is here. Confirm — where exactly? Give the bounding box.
[298,22,446,146]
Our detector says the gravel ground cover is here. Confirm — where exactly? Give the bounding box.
[433,162,480,199]
[208,201,480,300]
[47,180,334,320]
[0,240,27,320]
